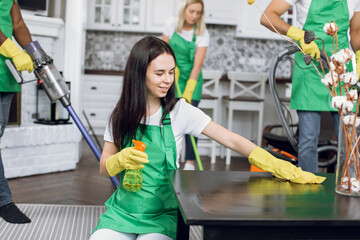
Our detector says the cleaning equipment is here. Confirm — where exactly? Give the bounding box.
[6,40,120,187]
[174,77,204,171]
[264,45,338,170]
[122,140,146,192]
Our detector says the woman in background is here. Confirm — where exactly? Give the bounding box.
[162,0,209,170]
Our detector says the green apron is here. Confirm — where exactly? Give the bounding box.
[94,112,179,239]
[0,0,20,92]
[170,26,203,101]
[290,0,351,111]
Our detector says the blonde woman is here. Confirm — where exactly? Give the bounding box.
[162,0,209,170]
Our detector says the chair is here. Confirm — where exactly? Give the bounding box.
[223,71,267,165]
[197,69,223,164]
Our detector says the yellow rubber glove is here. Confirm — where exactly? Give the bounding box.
[247,0,255,4]
[287,26,320,60]
[0,38,33,72]
[106,147,149,177]
[356,50,360,80]
[175,66,180,84]
[248,147,326,184]
[182,78,197,103]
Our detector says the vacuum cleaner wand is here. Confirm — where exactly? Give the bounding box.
[8,40,119,188]
[25,41,71,108]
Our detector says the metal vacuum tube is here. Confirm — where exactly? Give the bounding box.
[25,40,71,107]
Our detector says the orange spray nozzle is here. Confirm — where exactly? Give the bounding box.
[132,139,146,152]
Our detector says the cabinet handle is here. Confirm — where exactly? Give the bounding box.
[91,86,97,90]
[90,113,96,117]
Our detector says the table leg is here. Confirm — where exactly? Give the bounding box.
[176,208,189,240]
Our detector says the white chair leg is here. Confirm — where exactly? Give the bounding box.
[211,104,218,164]
[211,141,216,164]
[220,103,226,159]
[180,138,185,163]
[226,104,233,165]
[257,103,264,146]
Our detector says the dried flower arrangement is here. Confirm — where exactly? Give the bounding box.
[318,21,360,195]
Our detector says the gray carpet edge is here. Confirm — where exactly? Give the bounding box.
[0,204,202,240]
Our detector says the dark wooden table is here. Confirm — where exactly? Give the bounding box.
[168,171,360,240]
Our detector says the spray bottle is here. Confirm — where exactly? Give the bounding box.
[122,139,146,192]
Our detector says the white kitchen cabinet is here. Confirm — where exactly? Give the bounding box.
[203,0,240,25]
[82,74,123,135]
[87,0,145,32]
[87,0,180,33]
[145,0,179,33]
[235,0,296,40]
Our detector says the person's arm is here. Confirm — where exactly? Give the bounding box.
[202,121,325,183]
[350,11,360,79]
[0,0,33,72]
[189,46,207,80]
[260,0,292,35]
[10,0,32,48]
[100,141,120,177]
[350,12,360,51]
[261,0,319,59]
[182,46,207,103]
[0,31,7,44]
[202,121,257,157]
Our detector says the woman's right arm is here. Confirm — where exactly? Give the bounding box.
[99,141,119,177]
[202,121,257,158]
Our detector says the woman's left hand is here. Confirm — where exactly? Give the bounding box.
[182,78,197,103]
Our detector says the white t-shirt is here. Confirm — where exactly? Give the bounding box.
[162,16,210,48]
[285,0,360,29]
[104,99,212,167]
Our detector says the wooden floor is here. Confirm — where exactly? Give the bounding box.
[8,138,250,205]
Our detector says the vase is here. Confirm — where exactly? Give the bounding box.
[335,119,360,196]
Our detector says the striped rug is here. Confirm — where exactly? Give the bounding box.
[0,204,202,240]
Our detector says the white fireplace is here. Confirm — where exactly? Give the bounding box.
[1,14,82,178]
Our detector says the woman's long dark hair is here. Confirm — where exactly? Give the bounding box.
[110,36,179,149]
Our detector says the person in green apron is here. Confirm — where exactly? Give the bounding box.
[260,0,360,173]
[162,0,209,170]
[90,36,327,240]
[0,0,34,224]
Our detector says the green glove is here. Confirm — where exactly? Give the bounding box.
[356,50,360,80]
[106,147,149,177]
[248,147,326,184]
[0,38,33,72]
[287,26,320,60]
[182,78,197,103]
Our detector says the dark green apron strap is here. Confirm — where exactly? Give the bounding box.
[162,113,177,170]
[192,25,196,42]
[189,25,197,62]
